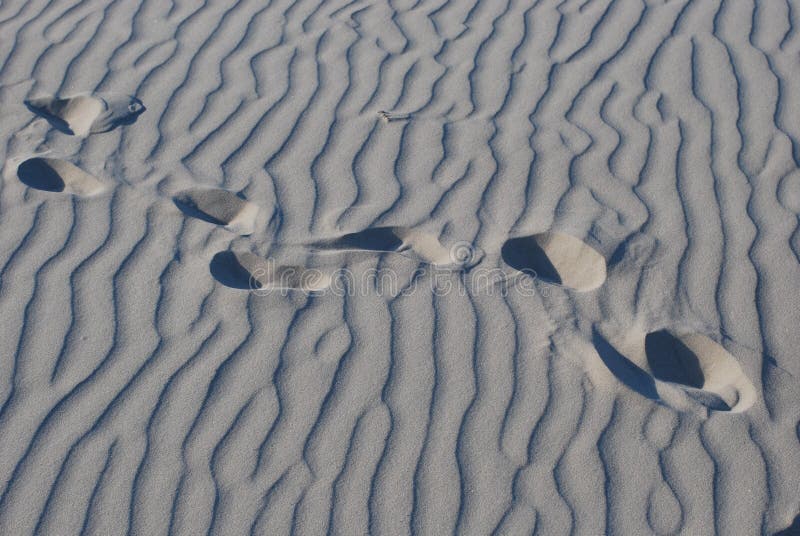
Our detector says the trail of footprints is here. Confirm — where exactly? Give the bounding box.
[9,91,757,418]
[191,207,756,415]
[9,92,145,198]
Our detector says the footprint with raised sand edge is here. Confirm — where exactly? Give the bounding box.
[173,188,262,235]
[592,329,756,414]
[501,231,606,291]
[210,251,331,292]
[16,157,106,196]
[312,226,483,270]
[25,93,144,136]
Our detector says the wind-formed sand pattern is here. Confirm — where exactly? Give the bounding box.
[0,0,799,534]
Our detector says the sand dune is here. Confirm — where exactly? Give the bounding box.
[0,0,798,534]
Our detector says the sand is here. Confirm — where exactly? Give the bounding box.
[25,93,145,136]
[0,0,799,534]
[16,157,106,196]
[501,232,607,291]
[173,188,263,236]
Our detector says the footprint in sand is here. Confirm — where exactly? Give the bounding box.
[501,231,606,291]
[592,329,756,414]
[16,157,106,196]
[312,226,483,269]
[173,188,261,235]
[25,93,145,136]
[210,251,331,292]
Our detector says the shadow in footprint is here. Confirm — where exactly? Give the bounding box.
[501,236,562,284]
[774,515,800,535]
[645,330,704,388]
[17,158,65,192]
[210,251,256,290]
[501,232,606,291]
[327,227,405,252]
[312,226,482,269]
[16,157,105,196]
[25,93,145,136]
[210,251,330,291]
[594,329,756,413]
[174,199,227,226]
[25,100,74,134]
[592,329,659,400]
[173,188,260,234]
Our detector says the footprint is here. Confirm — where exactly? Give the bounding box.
[173,188,261,235]
[592,329,756,414]
[647,331,757,413]
[501,232,606,291]
[775,515,800,536]
[607,232,663,271]
[313,226,483,269]
[210,251,331,292]
[645,330,705,389]
[16,157,106,196]
[25,93,145,136]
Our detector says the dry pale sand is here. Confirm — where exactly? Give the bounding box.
[173,188,263,235]
[0,0,799,535]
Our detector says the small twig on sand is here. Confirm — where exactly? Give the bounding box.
[377,110,411,123]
